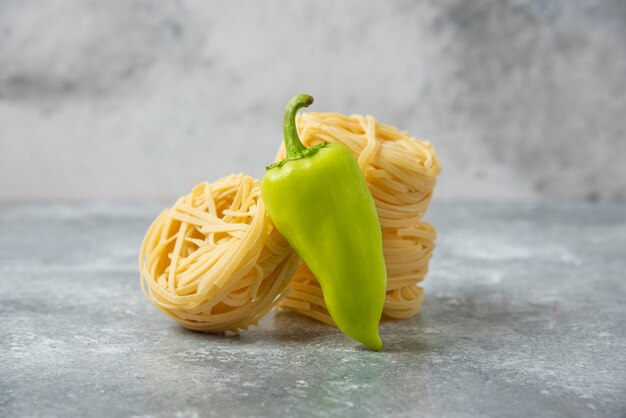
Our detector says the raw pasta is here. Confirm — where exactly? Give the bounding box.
[139,175,299,332]
[275,112,441,324]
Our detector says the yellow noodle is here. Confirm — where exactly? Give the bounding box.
[139,174,299,332]
[275,112,441,325]
[140,112,440,332]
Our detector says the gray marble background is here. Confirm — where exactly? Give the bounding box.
[1,0,625,202]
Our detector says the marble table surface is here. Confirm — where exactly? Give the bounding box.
[1,202,624,417]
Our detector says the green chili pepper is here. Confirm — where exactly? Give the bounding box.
[261,94,387,351]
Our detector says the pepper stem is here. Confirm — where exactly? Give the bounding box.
[283,94,314,159]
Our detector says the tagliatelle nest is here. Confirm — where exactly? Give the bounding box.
[276,112,441,324]
[139,174,299,332]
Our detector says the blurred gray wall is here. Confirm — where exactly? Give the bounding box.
[1,0,625,202]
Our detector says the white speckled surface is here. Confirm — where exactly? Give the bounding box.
[1,202,625,417]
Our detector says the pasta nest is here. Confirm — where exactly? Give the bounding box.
[275,112,441,324]
[139,174,299,332]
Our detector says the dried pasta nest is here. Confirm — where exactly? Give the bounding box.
[139,174,299,332]
[276,112,441,324]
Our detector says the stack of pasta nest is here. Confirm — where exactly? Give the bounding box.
[276,113,440,324]
[139,112,440,332]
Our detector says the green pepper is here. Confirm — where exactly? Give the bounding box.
[261,94,387,351]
